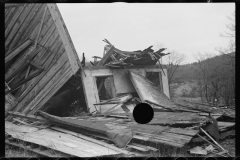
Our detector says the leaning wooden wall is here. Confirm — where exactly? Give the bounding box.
[5,3,81,116]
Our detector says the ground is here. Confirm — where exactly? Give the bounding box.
[5,137,235,157]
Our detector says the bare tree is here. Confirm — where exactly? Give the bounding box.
[162,50,185,85]
[216,12,235,105]
[195,52,234,105]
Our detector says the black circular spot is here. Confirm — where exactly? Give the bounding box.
[133,103,154,124]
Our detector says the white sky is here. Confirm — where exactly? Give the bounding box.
[57,3,235,64]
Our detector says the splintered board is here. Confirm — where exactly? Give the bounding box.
[5,121,122,157]
[128,71,177,110]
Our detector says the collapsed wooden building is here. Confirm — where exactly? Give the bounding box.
[5,3,235,157]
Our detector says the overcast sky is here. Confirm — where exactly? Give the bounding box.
[57,3,235,64]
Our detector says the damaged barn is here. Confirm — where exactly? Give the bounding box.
[5,3,235,158]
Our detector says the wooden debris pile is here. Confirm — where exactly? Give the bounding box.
[90,39,170,68]
[5,3,235,156]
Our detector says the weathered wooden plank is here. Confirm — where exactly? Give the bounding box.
[132,134,183,148]
[37,10,53,41]
[81,70,100,113]
[31,47,50,66]
[5,6,20,31]
[5,7,12,19]
[39,23,56,46]
[17,4,45,45]
[96,46,115,66]
[5,122,121,157]
[15,49,53,98]
[7,111,47,122]
[85,65,166,70]
[90,69,112,77]
[5,45,34,80]
[34,6,47,48]
[54,5,82,70]
[5,39,33,63]
[5,4,34,49]
[50,126,132,155]
[28,67,72,115]
[16,47,64,104]
[5,46,42,82]
[165,128,199,136]
[5,4,26,39]
[5,4,25,9]
[14,53,67,113]
[8,4,42,50]
[161,69,170,98]
[22,60,70,113]
[128,71,177,110]
[47,4,79,74]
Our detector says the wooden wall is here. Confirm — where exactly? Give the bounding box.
[5,4,80,116]
[82,66,169,113]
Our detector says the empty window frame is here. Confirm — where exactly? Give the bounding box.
[95,75,116,101]
[145,71,163,91]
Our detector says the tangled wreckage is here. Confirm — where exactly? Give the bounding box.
[5,3,235,157]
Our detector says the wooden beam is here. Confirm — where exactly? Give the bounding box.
[47,4,80,74]
[5,122,122,157]
[5,39,33,63]
[5,4,34,51]
[11,53,68,113]
[16,65,31,96]
[113,47,141,56]
[5,69,43,95]
[16,48,64,107]
[28,68,72,115]
[5,4,26,44]
[22,60,70,113]
[9,4,41,50]
[5,46,42,82]
[34,6,47,48]
[5,4,24,9]
[84,65,166,70]
[16,4,45,49]
[7,111,46,122]
[96,46,115,66]
[50,126,132,155]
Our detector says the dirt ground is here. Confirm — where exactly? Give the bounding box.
[219,137,235,156]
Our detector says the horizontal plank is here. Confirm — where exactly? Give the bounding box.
[5,121,121,157]
[50,126,132,155]
[5,39,33,63]
[7,111,46,122]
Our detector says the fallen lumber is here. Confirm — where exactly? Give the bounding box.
[7,111,46,122]
[5,121,124,157]
[50,126,134,156]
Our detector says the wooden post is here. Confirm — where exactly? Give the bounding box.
[200,128,232,157]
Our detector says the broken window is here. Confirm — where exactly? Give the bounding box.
[145,72,163,91]
[95,76,116,101]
